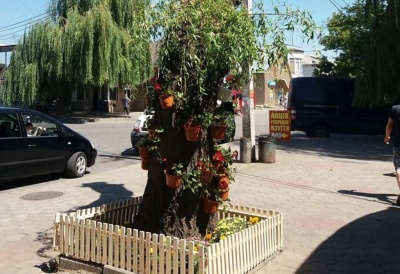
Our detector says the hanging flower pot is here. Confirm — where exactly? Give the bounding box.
[212,160,225,175]
[219,188,230,201]
[141,158,150,170]
[165,171,183,189]
[210,124,228,139]
[184,124,202,142]
[139,146,150,160]
[202,196,219,214]
[148,129,159,141]
[200,169,214,185]
[159,94,174,109]
[145,95,152,108]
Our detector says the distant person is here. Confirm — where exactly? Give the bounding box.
[384,105,400,205]
[122,94,131,116]
[284,92,288,108]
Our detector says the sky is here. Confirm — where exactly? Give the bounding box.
[0,0,356,64]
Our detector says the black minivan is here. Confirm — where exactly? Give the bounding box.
[0,106,97,182]
[287,77,389,137]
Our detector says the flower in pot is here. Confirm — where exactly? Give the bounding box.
[218,178,230,201]
[210,111,233,140]
[183,116,203,142]
[213,145,237,180]
[159,89,175,109]
[202,185,220,214]
[196,157,215,184]
[165,163,185,189]
[137,136,152,170]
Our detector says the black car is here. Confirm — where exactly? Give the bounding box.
[0,106,97,182]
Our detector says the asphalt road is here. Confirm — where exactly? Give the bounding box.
[0,108,305,191]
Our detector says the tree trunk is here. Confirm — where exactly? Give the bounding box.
[134,107,217,239]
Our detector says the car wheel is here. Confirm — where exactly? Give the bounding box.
[66,151,87,178]
[310,123,330,138]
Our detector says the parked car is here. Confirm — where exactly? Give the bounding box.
[130,108,154,149]
[287,77,390,137]
[0,106,97,182]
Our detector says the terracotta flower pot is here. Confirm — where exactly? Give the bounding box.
[159,94,174,109]
[183,125,202,142]
[141,158,150,170]
[147,129,159,141]
[145,95,152,108]
[138,147,150,159]
[210,124,227,139]
[165,172,183,189]
[202,196,219,214]
[217,175,230,185]
[213,161,225,175]
[219,189,230,201]
[200,169,214,185]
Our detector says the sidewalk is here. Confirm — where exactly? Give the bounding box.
[0,129,399,273]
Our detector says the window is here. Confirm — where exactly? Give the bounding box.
[22,113,58,137]
[77,88,84,101]
[289,58,302,75]
[110,87,118,100]
[0,112,20,138]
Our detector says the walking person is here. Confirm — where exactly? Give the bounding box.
[384,104,400,205]
[122,94,131,116]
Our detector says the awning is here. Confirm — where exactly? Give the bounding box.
[277,79,289,92]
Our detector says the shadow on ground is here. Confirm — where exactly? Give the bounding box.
[294,206,400,273]
[249,132,392,162]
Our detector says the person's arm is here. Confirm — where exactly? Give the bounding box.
[385,117,394,144]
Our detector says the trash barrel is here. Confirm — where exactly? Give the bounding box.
[240,137,252,164]
[258,135,276,163]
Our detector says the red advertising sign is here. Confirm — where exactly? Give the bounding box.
[269,110,291,141]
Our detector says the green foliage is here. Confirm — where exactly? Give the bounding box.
[137,136,151,147]
[354,0,400,106]
[318,0,366,77]
[4,0,152,106]
[182,169,202,194]
[170,163,185,176]
[318,0,400,107]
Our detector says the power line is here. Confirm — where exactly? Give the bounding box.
[0,1,78,42]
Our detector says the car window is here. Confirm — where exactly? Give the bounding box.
[22,112,59,137]
[0,112,21,138]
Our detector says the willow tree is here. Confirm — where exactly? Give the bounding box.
[354,0,400,107]
[133,0,317,239]
[3,0,152,106]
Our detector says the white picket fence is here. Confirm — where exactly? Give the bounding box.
[54,197,283,274]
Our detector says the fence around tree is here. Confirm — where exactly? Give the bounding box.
[53,196,283,274]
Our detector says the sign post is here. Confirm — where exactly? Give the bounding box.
[269,110,291,141]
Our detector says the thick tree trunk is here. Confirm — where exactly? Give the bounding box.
[134,107,217,239]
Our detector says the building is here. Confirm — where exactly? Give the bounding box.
[253,47,319,107]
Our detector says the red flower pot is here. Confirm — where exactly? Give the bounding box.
[202,197,219,214]
[210,124,227,139]
[184,125,202,142]
[159,94,174,109]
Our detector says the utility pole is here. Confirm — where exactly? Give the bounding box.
[240,0,256,163]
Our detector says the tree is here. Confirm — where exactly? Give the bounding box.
[2,0,152,107]
[315,0,367,77]
[133,0,317,239]
[354,0,400,107]
[312,56,336,76]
